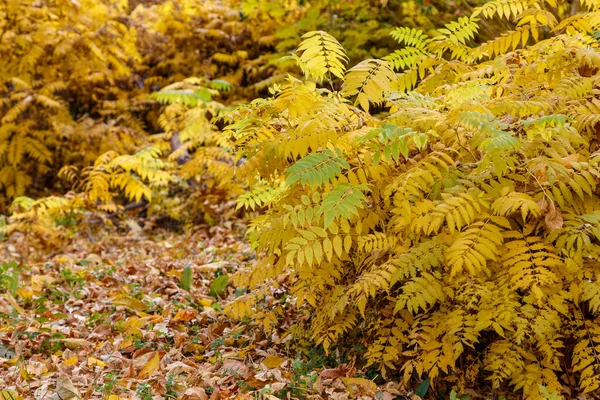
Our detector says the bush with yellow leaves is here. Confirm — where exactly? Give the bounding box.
[227,2,600,398]
[0,0,452,218]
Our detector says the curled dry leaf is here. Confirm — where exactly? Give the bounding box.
[165,361,197,375]
[58,338,92,350]
[545,203,564,232]
[52,376,81,400]
[320,364,354,379]
[173,308,198,322]
[112,295,146,312]
[537,197,549,214]
[183,387,208,400]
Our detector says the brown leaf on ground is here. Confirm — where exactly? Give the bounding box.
[52,376,81,400]
[220,359,251,379]
[184,387,209,400]
[320,364,354,379]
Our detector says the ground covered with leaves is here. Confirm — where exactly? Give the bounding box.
[0,215,408,400]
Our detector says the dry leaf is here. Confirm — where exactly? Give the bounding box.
[220,359,251,379]
[464,388,485,398]
[138,351,160,378]
[112,295,146,312]
[183,388,208,400]
[59,338,92,350]
[545,203,564,232]
[560,153,581,166]
[3,294,24,315]
[52,376,81,400]
[173,309,198,322]
[268,382,287,392]
[537,197,549,214]
[63,356,78,366]
[262,355,286,369]
[125,219,143,233]
[16,288,33,301]
[122,316,148,329]
[340,377,377,397]
[31,275,55,292]
[320,364,352,379]
[197,297,213,307]
[118,338,134,350]
[19,360,31,381]
[209,387,220,400]
[87,357,107,368]
[165,361,197,375]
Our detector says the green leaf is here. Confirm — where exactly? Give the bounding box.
[415,379,430,398]
[286,149,349,188]
[180,265,193,291]
[150,89,211,107]
[194,87,212,102]
[210,79,231,91]
[413,132,428,150]
[209,274,229,297]
[319,183,368,228]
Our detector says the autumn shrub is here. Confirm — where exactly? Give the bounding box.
[0,0,268,210]
[226,3,600,398]
[0,0,140,208]
[2,78,242,240]
[0,0,452,220]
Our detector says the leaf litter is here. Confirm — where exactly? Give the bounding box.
[0,216,407,399]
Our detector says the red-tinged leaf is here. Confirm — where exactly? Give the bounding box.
[173,308,197,322]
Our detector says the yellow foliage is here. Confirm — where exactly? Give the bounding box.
[225,2,600,396]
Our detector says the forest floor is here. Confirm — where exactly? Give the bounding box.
[0,212,406,400]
